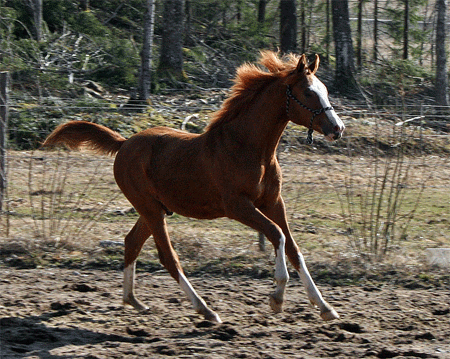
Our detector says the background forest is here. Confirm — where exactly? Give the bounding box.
[0,0,448,149]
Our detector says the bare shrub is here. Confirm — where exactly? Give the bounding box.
[9,150,122,248]
[337,120,431,261]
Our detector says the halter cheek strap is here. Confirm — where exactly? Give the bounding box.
[286,85,334,144]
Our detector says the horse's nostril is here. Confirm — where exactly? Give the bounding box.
[334,125,340,132]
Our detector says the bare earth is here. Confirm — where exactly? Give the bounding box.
[1,266,449,359]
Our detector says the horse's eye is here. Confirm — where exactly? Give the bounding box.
[304,90,313,98]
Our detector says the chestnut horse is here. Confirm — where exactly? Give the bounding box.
[43,51,344,323]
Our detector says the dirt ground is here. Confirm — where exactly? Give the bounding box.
[1,266,449,359]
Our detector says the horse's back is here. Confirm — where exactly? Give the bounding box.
[116,126,199,160]
[114,126,201,185]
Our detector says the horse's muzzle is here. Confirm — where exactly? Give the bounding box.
[324,124,345,142]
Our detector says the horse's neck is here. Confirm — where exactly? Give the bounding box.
[223,86,288,161]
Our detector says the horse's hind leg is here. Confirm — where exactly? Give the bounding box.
[148,212,222,323]
[123,217,152,311]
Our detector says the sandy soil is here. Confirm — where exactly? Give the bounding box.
[1,267,449,359]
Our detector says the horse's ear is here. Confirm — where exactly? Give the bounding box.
[296,54,308,73]
[308,54,320,74]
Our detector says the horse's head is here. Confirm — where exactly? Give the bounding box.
[285,54,344,142]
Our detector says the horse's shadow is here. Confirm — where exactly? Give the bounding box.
[1,313,152,358]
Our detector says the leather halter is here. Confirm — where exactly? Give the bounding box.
[286,85,334,144]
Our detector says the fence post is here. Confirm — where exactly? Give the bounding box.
[258,232,266,252]
[0,72,9,212]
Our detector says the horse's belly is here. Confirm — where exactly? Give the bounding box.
[156,185,225,220]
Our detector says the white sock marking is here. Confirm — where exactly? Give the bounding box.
[178,271,207,312]
[297,252,325,307]
[275,234,289,285]
[123,262,135,301]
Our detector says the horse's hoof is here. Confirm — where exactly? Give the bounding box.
[269,294,283,313]
[203,309,222,323]
[123,298,149,312]
[320,307,339,321]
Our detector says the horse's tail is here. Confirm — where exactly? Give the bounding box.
[42,121,126,156]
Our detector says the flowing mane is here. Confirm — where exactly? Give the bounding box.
[206,51,301,131]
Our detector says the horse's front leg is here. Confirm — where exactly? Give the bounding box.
[223,197,289,313]
[263,198,339,321]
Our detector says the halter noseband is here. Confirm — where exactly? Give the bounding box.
[286,85,334,144]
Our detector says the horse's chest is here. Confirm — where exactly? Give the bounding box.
[255,167,282,203]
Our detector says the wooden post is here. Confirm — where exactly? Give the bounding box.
[258,232,266,252]
[0,72,9,212]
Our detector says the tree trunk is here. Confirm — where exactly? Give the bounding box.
[237,0,243,23]
[357,0,362,70]
[27,0,43,41]
[258,0,268,23]
[138,0,155,101]
[418,1,430,66]
[280,0,297,53]
[0,72,9,212]
[331,0,357,94]
[326,0,330,63]
[435,0,448,107]
[184,0,193,45]
[300,0,306,53]
[158,0,184,80]
[373,0,378,61]
[80,0,89,11]
[403,0,409,60]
